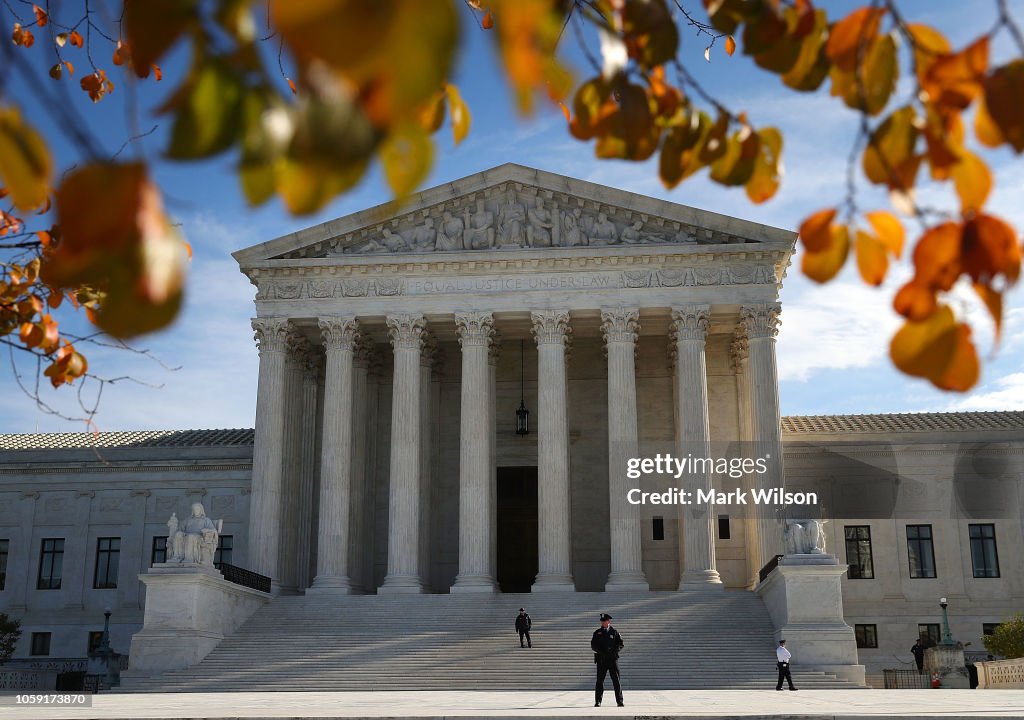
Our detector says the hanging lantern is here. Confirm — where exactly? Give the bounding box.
[515,339,529,435]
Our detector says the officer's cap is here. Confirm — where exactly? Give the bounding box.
[600,613,613,621]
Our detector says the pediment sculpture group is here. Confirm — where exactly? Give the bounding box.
[164,502,223,567]
[348,190,706,255]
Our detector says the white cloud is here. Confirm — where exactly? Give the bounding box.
[944,373,1024,412]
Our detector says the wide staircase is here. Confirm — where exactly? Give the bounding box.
[119,590,861,692]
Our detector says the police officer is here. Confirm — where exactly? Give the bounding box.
[515,607,532,648]
[776,639,797,691]
[591,613,624,707]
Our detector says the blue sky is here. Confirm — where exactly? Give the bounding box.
[2,2,1022,433]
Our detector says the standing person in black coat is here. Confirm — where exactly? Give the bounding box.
[515,608,532,648]
[911,638,925,674]
[591,613,624,707]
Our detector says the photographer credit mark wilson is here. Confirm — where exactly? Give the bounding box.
[626,487,818,506]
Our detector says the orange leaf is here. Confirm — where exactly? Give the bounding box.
[725,35,736,56]
[798,207,837,252]
[951,151,991,214]
[983,60,1024,152]
[152,64,162,81]
[802,224,849,283]
[855,229,888,286]
[893,278,937,321]
[482,11,494,29]
[912,221,962,292]
[558,101,570,122]
[64,61,74,77]
[890,305,979,391]
[906,23,950,83]
[33,4,48,27]
[69,30,83,47]
[825,6,886,72]
[865,210,905,257]
[922,36,988,111]
[286,77,297,94]
[961,213,1021,285]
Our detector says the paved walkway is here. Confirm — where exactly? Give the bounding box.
[4,689,1024,719]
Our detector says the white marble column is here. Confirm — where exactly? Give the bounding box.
[531,310,575,591]
[296,347,322,592]
[671,305,723,589]
[347,339,372,593]
[310,317,359,593]
[731,330,760,588]
[601,307,650,592]
[417,334,438,591]
[452,312,498,592]
[249,317,292,586]
[278,332,309,595]
[380,314,427,594]
[488,332,500,580]
[64,490,93,609]
[741,303,786,575]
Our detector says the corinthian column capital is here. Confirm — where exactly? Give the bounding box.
[740,303,781,339]
[319,316,360,351]
[387,314,427,350]
[670,305,711,343]
[531,310,572,346]
[600,307,640,345]
[252,318,292,354]
[454,311,495,348]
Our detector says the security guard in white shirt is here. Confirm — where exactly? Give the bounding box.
[776,639,797,691]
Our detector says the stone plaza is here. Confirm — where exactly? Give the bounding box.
[0,165,1022,695]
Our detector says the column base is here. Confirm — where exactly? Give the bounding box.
[532,573,576,592]
[604,571,649,592]
[378,575,425,594]
[306,575,353,595]
[678,569,724,589]
[450,574,498,593]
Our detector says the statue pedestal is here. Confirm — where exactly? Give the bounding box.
[925,644,970,689]
[125,563,270,677]
[756,554,865,685]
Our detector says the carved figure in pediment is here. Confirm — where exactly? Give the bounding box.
[464,198,495,250]
[351,227,407,254]
[673,229,697,244]
[561,209,586,247]
[497,190,526,247]
[408,217,437,252]
[437,211,464,251]
[620,220,647,244]
[589,212,619,246]
[526,196,557,248]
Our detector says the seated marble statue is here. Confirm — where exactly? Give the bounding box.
[785,518,828,555]
[166,503,223,566]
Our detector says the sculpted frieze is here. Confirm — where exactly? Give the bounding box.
[277,183,761,259]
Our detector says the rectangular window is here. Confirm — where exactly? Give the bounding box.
[652,517,665,542]
[969,524,1000,578]
[855,624,878,648]
[93,537,120,589]
[37,538,64,589]
[214,535,233,566]
[983,623,1001,636]
[717,515,731,540]
[87,631,104,654]
[151,536,168,566]
[30,632,51,656]
[845,525,874,579]
[918,623,941,647]
[906,525,936,578]
[0,538,8,591]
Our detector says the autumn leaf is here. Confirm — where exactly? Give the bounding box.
[825,6,886,72]
[379,122,433,198]
[890,305,979,391]
[798,208,837,252]
[863,106,920,190]
[166,61,245,160]
[922,36,988,111]
[951,151,992,214]
[982,60,1024,152]
[0,107,52,212]
[444,84,472,145]
[855,229,888,285]
[80,70,115,102]
[725,35,736,56]
[124,0,197,78]
[33,4,48,26]
[865,210,904,257]
[69,30,83,47]
[802,224,850,283]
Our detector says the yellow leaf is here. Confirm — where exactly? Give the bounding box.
[798,207,837,252]
[745,127,783,203]
[444,84,472,145]
[826,6,886,72]
[802,224,849,283]
[855,229,888,285]
[865,210,905,257]
[0,106,52,211]
[890,305,979,391]
[951,151,992,214]
[379,123,433,198]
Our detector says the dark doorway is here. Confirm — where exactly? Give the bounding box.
[496,467,538,592]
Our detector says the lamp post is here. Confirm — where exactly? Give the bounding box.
[98,607,112,654]
[515,339,529,435]
[939,597,955,646]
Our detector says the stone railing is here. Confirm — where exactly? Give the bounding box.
[976,657,1024,689]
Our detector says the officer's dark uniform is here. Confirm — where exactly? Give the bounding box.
[515,609,532,648]
[591,613,624,707]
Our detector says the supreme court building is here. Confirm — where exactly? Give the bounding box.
[236,163,794,596]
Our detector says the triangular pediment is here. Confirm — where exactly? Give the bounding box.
[232,163,795,265]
